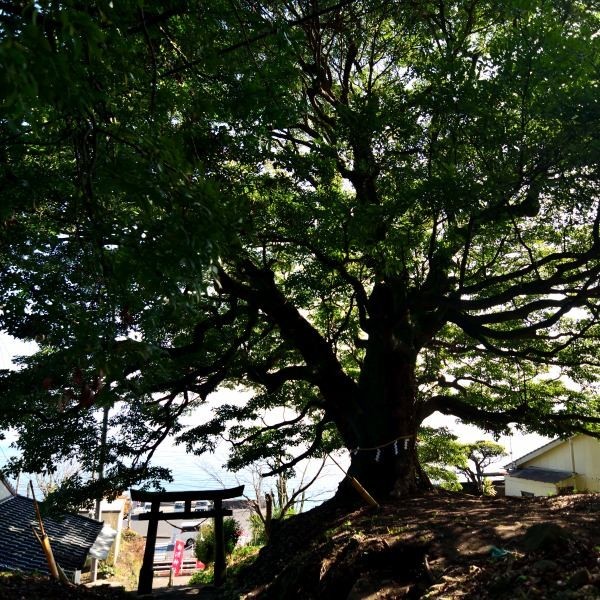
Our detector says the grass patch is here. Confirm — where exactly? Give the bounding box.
[111,528,145,591]
[189,544,262,586]
[324,519,354,538]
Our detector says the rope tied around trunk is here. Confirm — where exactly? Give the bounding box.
[349,434,415,462]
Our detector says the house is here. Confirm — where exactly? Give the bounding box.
[79,496,126,565]
[0,476,115,578]
[504,434,600,497]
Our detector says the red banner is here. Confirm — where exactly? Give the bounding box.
[171,539,185,576]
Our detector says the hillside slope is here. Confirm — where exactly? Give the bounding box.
[228,492,600,599]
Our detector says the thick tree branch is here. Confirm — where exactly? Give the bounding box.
[465,293,593,326]
[459,247,600,304]
[246,365,319,393]
[431,332,600,368]
[448,280,600,341]
[163,299,246,358]
[163,0,357,77]
[268,233,370,330]
[217,260,362,443]
[218,264,355,382]
[420,394,600,431]
[262,419,329,477]
[149,304,258,397]
[233,401,325,447]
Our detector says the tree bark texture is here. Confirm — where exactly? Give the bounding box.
[335,283,434,500]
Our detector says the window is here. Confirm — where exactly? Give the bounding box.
[521,491,534,497]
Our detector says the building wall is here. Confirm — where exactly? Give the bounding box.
[520,435,600,493]
[521,441,572,472]
[505,476,558,497]
[0,480,12,502]
[82,499,125,564]
[101,508,124,565]
[505,434,600,497]
[571,436,600,492]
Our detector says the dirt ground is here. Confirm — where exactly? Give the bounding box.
[228,491,600,599]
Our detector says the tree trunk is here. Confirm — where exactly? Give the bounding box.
[335,287,433,500]
[346,434,430,500]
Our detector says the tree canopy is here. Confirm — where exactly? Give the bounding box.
[457,439,506,494]
[418,429,506,492]
[1,0,599,504]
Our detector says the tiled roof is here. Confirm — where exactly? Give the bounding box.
[507,467,574,484]
[0,494,103,574]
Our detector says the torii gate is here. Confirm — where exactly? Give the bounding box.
[130,485,245,595]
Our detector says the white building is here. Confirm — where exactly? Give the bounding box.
[505,434,600,497]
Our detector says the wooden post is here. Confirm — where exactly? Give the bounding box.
[328,454,379,508]
[29,482,60,580]
[264,493,272,541]
[213,499,226,587]
[137,500,160,595]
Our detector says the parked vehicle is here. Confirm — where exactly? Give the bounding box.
[194,500,212,511]
[174,501,185,512]
[174,521,203,548]
[154,543,174,562]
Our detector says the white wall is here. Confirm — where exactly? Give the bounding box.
[505,476,559,497]
[519,435,600,493]
[571,436,600,492]
[521,441,572,472]
[505,433,600,496]
[0,480,13,501]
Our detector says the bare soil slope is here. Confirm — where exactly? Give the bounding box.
[230,492,600,599]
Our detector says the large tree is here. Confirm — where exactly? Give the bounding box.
[1,1,599,504]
